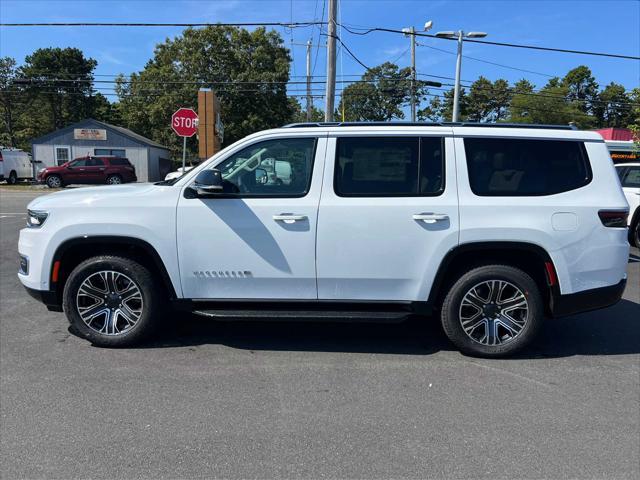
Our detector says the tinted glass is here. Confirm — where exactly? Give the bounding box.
[109,158,131,166]
[622,166,640,187]
[70,158,88,167]
[335,137,444,196]
[464,138,591,196]
[215,137,316,197]
[88,158,105,166]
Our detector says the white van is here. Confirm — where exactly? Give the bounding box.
[0,148,34,184]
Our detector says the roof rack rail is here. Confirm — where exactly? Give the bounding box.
[281,121,577,130]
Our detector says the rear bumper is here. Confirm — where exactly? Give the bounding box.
[23,285,63,312]
[550,278,626,317]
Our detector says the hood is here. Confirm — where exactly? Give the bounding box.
[28,183,159,211]
[40,164,68,173]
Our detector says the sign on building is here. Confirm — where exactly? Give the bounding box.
[74,128,107,141]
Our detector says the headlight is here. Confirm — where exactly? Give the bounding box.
[27,210,48,228]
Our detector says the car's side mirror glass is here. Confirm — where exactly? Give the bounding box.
[193,169,224,196]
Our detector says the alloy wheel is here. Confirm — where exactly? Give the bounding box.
[107,176,122,185]
[47,176,61,188]
[458,280,529,346]
[76,270,143,335]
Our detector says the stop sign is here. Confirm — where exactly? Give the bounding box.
[171,108,198,137]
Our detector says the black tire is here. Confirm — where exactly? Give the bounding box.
[46,175,62,188]
[106,174,122,185]
[7,171,18,185]
[63,255,163,347]
[440,264,543,358]
[629,217,640,249]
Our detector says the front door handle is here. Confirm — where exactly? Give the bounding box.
[413,213,449,224]
[273,214,307,224]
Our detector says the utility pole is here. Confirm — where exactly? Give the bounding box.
[435,29,488,122]
[325,0,337,122]
[452,30,463,123]
[306,39,312,121]
[409,26,416,122]
[403,21,432,122]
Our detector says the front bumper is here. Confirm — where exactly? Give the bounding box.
[23,285,63,312]
[550,278,626,317]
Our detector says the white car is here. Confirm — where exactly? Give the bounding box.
[0,147,33,184]
[18,123,629,357]
[164,165,195,181]
[614,162,640,247]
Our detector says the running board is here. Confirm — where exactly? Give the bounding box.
[192,309,411,323]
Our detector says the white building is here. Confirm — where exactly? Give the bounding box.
[31,119,172,182]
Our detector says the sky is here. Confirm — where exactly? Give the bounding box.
[1,0,639,112]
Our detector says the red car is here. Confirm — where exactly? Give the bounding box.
[38,156,137,188]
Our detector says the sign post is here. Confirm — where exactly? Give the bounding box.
[171,108,199,171]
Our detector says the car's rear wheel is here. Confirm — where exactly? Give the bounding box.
[46,175,62,188]
[440,265,543,358]
[106,174,122,185]
[63,255,162,347]
[7,170,18,185]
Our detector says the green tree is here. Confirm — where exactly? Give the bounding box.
[116,26,293,156]
[20,48,98,130]
[337,62,415,121]
[593,82,633,128]
[465,76,512,122]
[418,87,468,122]
[510,81,590,128]
[562,65,599,115]
[289,97,324,123]
[628,88,640,150]
[0,57,20,147]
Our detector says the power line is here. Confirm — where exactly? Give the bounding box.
[416,42,555,78]
[7,74,638,107]
[0,21,325,28]
[312,0,327,77]
[340,24,640,61]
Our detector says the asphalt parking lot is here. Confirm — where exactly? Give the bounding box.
[1,189,639,480]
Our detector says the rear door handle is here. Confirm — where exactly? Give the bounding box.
[413,213,449,224]
[273,214,307,224]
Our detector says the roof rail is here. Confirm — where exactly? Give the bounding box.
[281,121,577,130]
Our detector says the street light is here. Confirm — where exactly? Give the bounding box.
[435,29,488,121]
[403,20,434,121]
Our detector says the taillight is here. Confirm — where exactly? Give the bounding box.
[598,210,628,228]
[0,152,3,162]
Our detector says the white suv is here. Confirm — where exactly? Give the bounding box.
[18,123,630,357]
[614,162,640,247]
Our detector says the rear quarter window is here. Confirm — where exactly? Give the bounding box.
[464,138,592,196]
[109,158,131,166]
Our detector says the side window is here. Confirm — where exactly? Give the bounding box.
[621,166,640,188]
[214,137,317,197]
[70,158,88,167]
[334,136,445,197]
[89,158,105,166]
[464,138,592,196]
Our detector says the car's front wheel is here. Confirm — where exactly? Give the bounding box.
[46,175,62,188]
[440,265,543,357]
[7,170,18,185]
[63,255,162,347]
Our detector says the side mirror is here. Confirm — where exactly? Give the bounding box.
[193,169,224,196]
